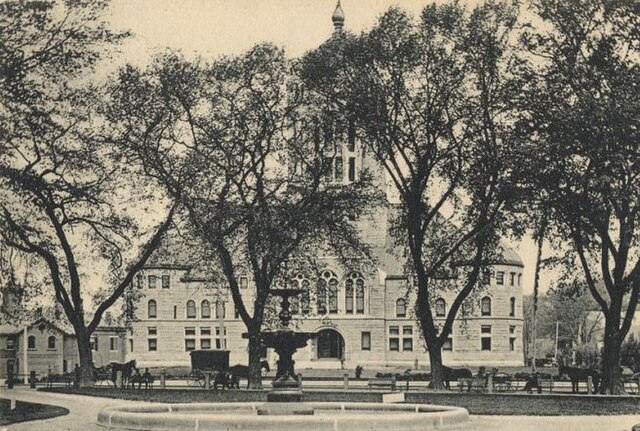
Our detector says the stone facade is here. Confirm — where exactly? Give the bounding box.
[0,319,126,380]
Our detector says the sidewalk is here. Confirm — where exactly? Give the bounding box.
[1,387,639,431]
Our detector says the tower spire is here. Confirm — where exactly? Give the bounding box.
[332,0,345,33]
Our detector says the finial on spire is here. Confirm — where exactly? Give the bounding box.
[332,0,345,32]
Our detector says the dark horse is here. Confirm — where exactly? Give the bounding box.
[428,366,473,389]
[226,360,271,389]
[558,364,600,393]
[110,360,136,389]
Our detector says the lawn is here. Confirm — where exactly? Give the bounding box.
[40,387,640,415]
[0,398,69,426]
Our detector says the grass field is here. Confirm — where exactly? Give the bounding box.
[40,387,640,415]
[0,398,69,426]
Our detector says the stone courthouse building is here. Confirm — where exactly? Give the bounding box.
[125,4,525,370]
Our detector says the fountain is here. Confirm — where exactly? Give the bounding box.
[96,284,470,430]
[252,287,317,409]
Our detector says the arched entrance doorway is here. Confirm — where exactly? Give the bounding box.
[316,328,344,359]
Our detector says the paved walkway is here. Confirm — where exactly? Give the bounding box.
[1,387,639,430]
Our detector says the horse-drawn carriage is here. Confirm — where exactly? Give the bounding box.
[187,350,234,389]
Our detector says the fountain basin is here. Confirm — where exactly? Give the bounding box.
[97,401,469,430]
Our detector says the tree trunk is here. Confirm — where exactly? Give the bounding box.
[599,317,625,394]
[247,332,263,390]
[76,330,95,388]
[427,343,445,389]
[531,217,546,371]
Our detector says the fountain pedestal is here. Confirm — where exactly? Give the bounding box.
[243,288,317,413]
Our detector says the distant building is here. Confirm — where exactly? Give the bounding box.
[0,317,126,381]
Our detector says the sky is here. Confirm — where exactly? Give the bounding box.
[101,0,562,296]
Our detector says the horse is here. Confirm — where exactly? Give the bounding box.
[427,366,472,389]
[227,360,271,389]
[110,359,137,389]
[558,364,600,393]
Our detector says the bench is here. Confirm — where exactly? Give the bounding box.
[458,377,487,392]
[368,377,397,391]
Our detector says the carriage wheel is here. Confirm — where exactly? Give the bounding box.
[187,370,205,388]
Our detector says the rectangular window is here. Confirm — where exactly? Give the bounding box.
[348,157,355,182]
[496,272,504,285]
[129,339,133,353]
[402,326,413,351]
[481,337,492,351]
[148,327,157,336]
[185,339,196,351]
[510,337,516,351]
[137,274,143,289]
[389,326,399,351]
[185,327,196,337]
[481,325,491,351]
[148,275,157,289]
[162,275,170,289]
[518,273,522,286]
[90,337,98,351]
[174,306,177,319]
[334,156,343,182]
[509,325,516,334]
[148,339,157,351]
[110,337,118,351]
[200,339,211,350]
[361,332,371,351]
[6,337,15,350]
[483,270,490,284]
[347,121,356,152]
[443,337,453,351]
[201,327,211,336]
[240,276,248,289]
[510,272,515,286]
[215,328,227,350]
[481,325,491,334]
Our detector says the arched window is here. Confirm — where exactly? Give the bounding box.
[215,301,225,319]
[290,274,309,314]
[345,272,365,314]
[396,298,407,317]
[355,278,365,314]
[27,335,36,349]
[435,298,446,317]
[317,270,338,314]
[201,300,211,319]
[186,300,196,319]
[345,278,354,314]
[48,336,56,350]
[481,296,492,316]
[510,297,516,317]
[148,300,157,319]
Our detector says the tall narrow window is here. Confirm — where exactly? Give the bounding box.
[162,275,170,289]
[355,277,365,314]
[510,297,516,317]
[136,274,143,289]
[109,337,118,351]
[148,300,157,319]
[435,298,446,317]
[345,278,354,314]
[48,336,56,350]
[496,272,504,285]
[240,276,248,289]
[396,298,407,317]
[389,326,399,351]
[201,300,211,318]
[403,326,413,351]
[301,279,310,314]
[348,157,355,182]
[481,325,492,351]
[215,301,226,319]
[28,335,36,349]
[481,297,492,316]
[186,300,196,319]
[173,306,177,319]
[510,272,515,286]
[328,278,338,314]
[148,275,157,289]
[317,278,327,314]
